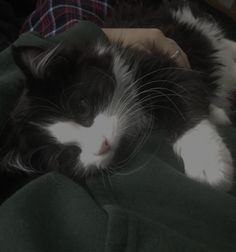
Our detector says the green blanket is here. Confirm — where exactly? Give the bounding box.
[0,22,236,252]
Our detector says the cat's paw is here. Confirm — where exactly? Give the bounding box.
[174,120,234,191]
[183,144,234,191]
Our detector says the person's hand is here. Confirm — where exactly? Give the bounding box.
[102,28,190,68]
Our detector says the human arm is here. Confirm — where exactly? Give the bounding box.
[102,28,190,68]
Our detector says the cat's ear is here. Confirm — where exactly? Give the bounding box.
[12,44,64,79]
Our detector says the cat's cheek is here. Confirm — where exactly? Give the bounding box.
[99,150,116,169]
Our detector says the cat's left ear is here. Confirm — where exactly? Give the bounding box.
[12,44,65,79]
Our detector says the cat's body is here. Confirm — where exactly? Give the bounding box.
[1,1,236,190]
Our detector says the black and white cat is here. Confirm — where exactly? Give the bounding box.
[1,1,236,190]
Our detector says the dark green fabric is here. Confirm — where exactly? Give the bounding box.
[0,22,236,252]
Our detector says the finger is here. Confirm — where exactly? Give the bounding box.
[166,38,179,52]
[177,50,191,68]
[167,39,191,68]
[181,52,191,68]
[176,54,191,68]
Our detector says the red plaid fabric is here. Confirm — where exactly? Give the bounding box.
[20,0,113,37]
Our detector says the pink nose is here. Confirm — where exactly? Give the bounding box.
[98,138,111,155]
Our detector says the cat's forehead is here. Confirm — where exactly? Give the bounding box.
[79,44,133,79]
[65,45,134,96]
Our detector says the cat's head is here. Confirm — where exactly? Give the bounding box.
[12,43,149,174]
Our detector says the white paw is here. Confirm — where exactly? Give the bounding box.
[183,144,233,191]
[174,120,234,191]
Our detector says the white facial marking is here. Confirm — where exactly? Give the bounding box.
[174,120,234,191]
[113,54,133,85]
[45,113,119,170]
[109,51,146,131]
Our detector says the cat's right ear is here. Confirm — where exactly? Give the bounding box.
[12,44,62,79]
[12,45,44,78]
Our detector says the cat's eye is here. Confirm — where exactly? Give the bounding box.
[78,99,90,115]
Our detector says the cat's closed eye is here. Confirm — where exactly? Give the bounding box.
[78,99,90,116]
[71,99,94,127]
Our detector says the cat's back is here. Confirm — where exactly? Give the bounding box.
[105,1,224,72]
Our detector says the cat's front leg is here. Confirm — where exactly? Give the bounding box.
[173,119,234,191]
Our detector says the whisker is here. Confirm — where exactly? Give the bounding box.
[132,66,204,87]
[89,66,117,84]
[111,117,154,169]
[137,79,191,96]
[117,91,187,129]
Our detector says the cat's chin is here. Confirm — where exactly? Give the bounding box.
[79,149,115,175]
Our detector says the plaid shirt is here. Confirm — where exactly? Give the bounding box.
[20,0,113,37]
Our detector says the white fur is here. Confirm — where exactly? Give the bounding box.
[6,151,34,173]
[172,6,236,110]
[174,120,234,191]
[95,42,109,55]
[95,44,148,135]
[45,113,119,170]
[209,104,231,125]
[112,53,134,89]
[110,51,147,130]
[30,44,61,78]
